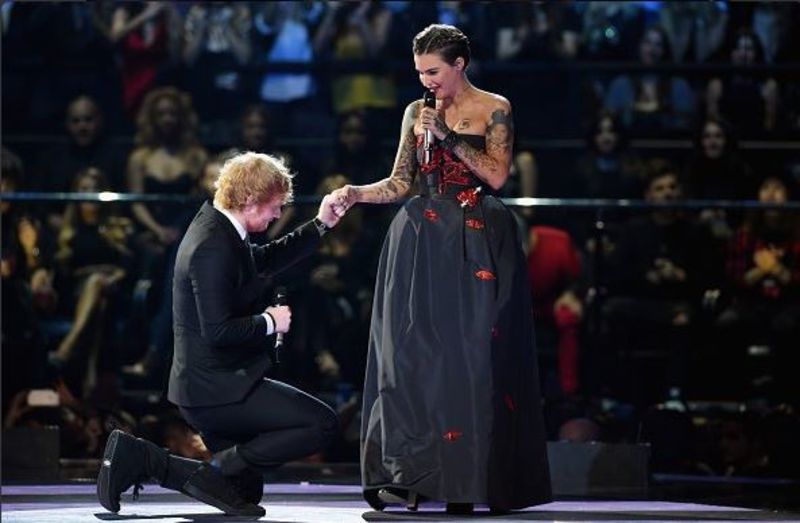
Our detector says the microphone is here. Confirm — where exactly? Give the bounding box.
[273,286,287,363]
[423,90,436,164]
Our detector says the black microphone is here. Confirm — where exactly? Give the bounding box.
[423,90,436,164]
[273,286,287,363]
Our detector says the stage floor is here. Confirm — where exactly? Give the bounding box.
[2,483,799,523]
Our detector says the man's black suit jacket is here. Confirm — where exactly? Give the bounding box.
[168,201,320,407]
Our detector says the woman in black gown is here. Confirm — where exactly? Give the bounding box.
[331,24,551,513]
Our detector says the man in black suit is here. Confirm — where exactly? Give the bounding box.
[98,152,343,517]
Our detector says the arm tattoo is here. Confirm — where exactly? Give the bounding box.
[357,102,419,203]
[450,107,514,188]
[486,109,514,155]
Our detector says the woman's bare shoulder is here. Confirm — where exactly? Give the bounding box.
[472,88,511,111]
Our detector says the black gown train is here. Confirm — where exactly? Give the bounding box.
[360,134,552,510]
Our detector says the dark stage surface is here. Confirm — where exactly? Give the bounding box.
[2,482,799,523]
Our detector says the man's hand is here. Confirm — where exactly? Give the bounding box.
[317,193,345,227]
[265,305,291,333]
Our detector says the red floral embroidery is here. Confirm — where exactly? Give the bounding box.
[423,209,439,222]
[443,430,463,442]
[475,269,496,281]
[465,218,484,230]
[456,187,482,209]
[504,394,516,412]
[441,154,471,187]
[418,137,472,191]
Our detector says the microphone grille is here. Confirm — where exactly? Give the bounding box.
[423,90,436,108]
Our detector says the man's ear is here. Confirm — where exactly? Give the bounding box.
[243,195,256,212]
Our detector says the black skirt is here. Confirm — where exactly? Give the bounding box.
[360,182,552,509]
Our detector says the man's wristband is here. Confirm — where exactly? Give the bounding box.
[312,217,329,236]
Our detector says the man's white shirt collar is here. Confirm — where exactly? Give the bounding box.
[214,203,248,241]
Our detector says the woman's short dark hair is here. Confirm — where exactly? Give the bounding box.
[413,24,471,67]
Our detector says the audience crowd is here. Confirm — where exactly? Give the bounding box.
[2,1,799,480]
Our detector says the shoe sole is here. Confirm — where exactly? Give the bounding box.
[97,429,122,513]
[183,482,265,518]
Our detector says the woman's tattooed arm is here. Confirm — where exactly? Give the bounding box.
[448,100,514,190]
[352,101,420,204]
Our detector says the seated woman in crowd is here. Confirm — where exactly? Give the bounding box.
[49,167,134,397]
[604,25,695,135]
[705,28,784,137]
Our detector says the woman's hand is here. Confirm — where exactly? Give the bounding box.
[330,185,358,216]
[420,106,450,140]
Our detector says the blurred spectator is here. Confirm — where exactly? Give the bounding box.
[496,2,578,62]
[220,104,294,171]
[127,86,207,273]
[434,2,495,61]
[1,149,52,411]
[197,155,224,201]
[496,3,586,137]
[716,176,800,398]
[3,379,137,459]
[322,110,391,186]
[183,1,252,140]
[579,2,648,62]
[49,168,133,398]
[123,87,206,384]
[504,151,539,224]
[602,161,715,404]
[313,1,396,120]
[34,95,128,229]
[123,154,221,381]
[567,111,643,200]
[251,1,332,140]
[705,28,785,136]
[751,2,800,64]
[110,2,182,119]
[684,115,755,244]
[300,174,374,394]
[658,2,728,63]
[717,414,772,477]
[1,2,118,133]
[220,103,307,240]
[685,116,755,201]
[527,226,583,396]
[604,25,695,134]
[562,111,644,257]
